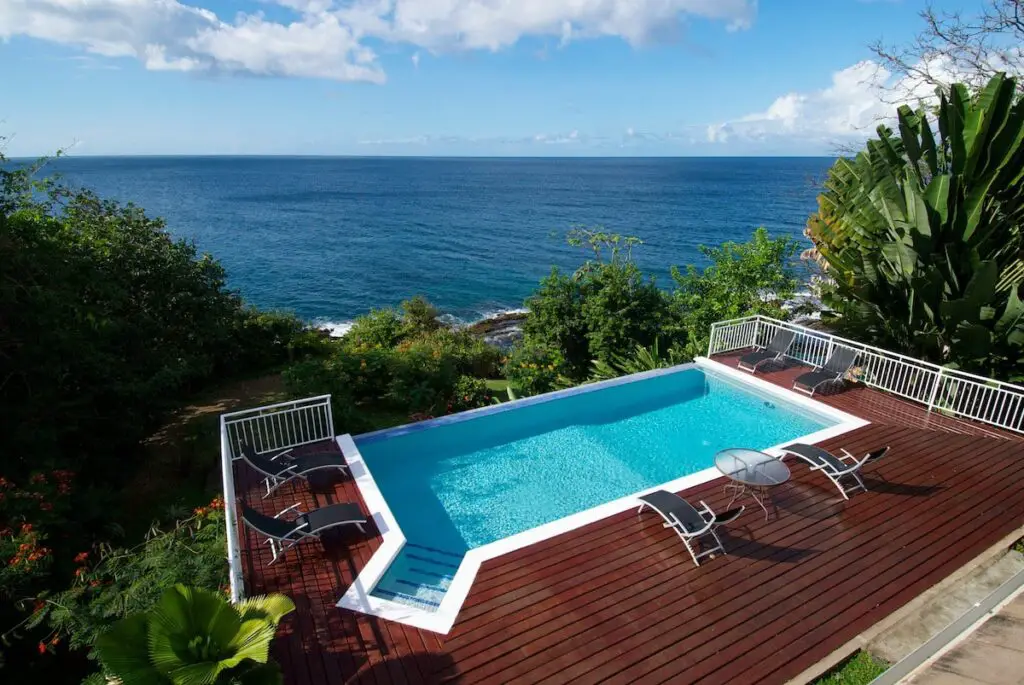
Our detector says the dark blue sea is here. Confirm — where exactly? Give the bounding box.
[46,156,833,332]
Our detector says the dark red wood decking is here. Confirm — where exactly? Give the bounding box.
[239,354,1024,684]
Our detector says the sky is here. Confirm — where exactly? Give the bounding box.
[0,0,984,156]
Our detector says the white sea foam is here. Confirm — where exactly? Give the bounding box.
[310,307,529,339]
[313,320,355,338]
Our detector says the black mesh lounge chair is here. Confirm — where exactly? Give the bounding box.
[241,502,366,565]
[737,329,796,374]
[780,443,890,499]
[637,490,744,566]
[793,346,859,396]
[240,443,349,498]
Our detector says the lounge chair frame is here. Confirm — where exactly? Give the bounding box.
[792,346,860,396]
[242,503,366,565]
[781,444,890,500]
[240,443,348,498]
[637,492,744,566]
[737,329,796,374]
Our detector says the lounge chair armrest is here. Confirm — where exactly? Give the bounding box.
[839,448,857,463]
[274,503,304,519]
[269,448,295,462]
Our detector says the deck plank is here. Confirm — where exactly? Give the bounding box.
[234,358,1024,685]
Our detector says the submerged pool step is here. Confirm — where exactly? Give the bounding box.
[404,542,465,560]
[370,543,467,610]
[372,587,442,608]
[406,553,460,571]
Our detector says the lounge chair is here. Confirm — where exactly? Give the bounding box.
[241,502,366,565]
[780,443,890,499]
[637,490,744,566]
[793,346,859,396]
[240,443,349,498]
[737,329,796,374]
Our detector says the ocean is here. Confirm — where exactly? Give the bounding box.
[45,156,833,333]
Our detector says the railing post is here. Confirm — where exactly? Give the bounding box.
[220,417,244,603]
[752,317,761,349]
[325,394,335,437]
[926,368,944,412]
[707,323,717,357]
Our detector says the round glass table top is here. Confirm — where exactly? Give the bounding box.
[714,448,791,487]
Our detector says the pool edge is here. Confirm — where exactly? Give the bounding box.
[336,357,870,634]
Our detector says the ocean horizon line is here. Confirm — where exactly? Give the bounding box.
[9,153,839,161]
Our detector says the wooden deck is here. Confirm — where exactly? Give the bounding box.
[239,355,1024,684]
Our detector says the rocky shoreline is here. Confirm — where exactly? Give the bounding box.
[466,311,527,350]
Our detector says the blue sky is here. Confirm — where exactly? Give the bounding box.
[0,0,978,156]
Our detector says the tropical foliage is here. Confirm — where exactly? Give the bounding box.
[672,227,800,356]
[806,73,1024,378]
[519,228,682,383]
[508,227,800,394]
[0,154,314,680]
[590,339,690,381]
[284,297,502,428]
[26,500,228,659]
[94,585,292,685]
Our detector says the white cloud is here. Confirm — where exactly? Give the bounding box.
[339,0,756,51]
[0,0,383,82]
[0,0,756,82]
[704,57,970,147]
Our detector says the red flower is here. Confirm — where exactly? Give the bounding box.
[30,473,47,485]
[40,502,53,512]
[74,567,86,579]
[74,551,89,564]
[37,642,46,655]
[20,523,32,533]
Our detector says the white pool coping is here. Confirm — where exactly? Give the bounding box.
[336,356,869,633]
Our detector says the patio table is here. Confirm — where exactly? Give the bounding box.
[715,448,790,521]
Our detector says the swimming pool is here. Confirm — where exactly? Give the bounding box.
[338,358,866,632]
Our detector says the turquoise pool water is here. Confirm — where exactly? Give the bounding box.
[354,365,837,609]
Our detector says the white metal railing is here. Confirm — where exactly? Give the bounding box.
[708,315,1024,434]
[219,395,335,602]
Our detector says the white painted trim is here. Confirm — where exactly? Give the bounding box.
[337,358,869,633]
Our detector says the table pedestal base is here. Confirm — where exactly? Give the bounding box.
[724,482,777,521]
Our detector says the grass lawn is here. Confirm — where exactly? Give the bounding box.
[813,651,889,685]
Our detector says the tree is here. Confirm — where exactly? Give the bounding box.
[520,228,680,382]
[671,227,800,356]
[871,0,1024,97]
[806,74,1024,378]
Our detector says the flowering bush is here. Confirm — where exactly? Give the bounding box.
[447,376,494,413]
[0,470,75,598]
[0,523,52,597]
[504,341,568,396]
[25,497,228,660]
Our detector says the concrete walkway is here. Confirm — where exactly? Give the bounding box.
[907,594,1024,684]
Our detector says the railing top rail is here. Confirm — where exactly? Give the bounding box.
[730,315,1024,393]
[220,394,332,421]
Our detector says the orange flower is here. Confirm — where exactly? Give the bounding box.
[74,551,89,564]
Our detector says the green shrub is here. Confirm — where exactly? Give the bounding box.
[386,345,459,412]
[448,376,494,413]
[505,341,567,396]
[345,308,406,350]
[671,227,799,353]
[522,228,681,381]
[401,295,442,335]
